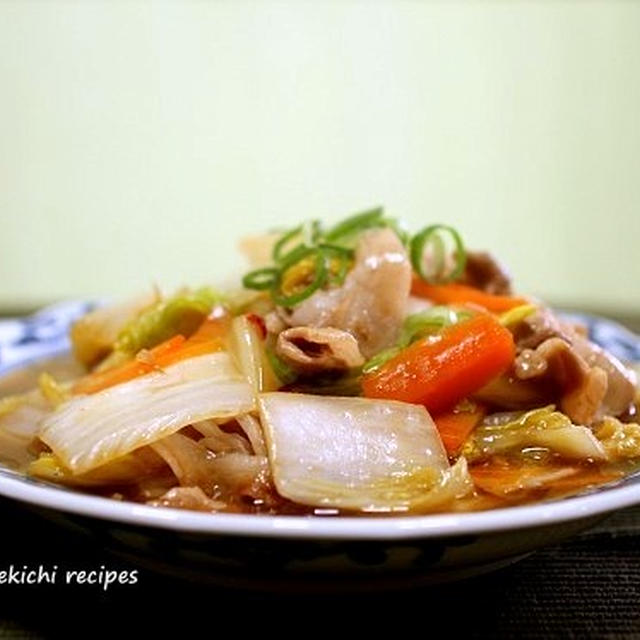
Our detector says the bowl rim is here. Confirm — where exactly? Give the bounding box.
[1,305,638,541]
[0,470,637,540]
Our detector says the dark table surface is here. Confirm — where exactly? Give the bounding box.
[0,307,638,638]
[0,498,638,638]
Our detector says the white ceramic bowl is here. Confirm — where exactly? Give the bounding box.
[0,462,638,589]
[0,303,638,589]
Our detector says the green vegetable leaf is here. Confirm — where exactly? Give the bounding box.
[115,287,223,355]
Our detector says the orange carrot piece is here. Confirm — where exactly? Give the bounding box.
[433,402,487,456]
[543,468,622,492]
[157,316,230,366]
[411,279,527,313]
[470,461,621,498]
[362,313,515,414]
[74,315,230,395]
[186,314,231,343]
[73,335,187,394]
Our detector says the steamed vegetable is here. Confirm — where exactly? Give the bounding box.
[37,372,69,407]
[236,414,268,457]
[70,292,158,367]
[595,417,640,460]
[257,392,470,512]
[113,287,223,356]
[227,315,281,393]
[464,406,606,462]
[73,335,187,394]
[433,401,487,456]
[0,394,27,419]
[362,313,515,413]
[0,390,52,468]
[29,448,167,487]
[470,461,621,498]
[40,353,254,474]
[73,316,229,395]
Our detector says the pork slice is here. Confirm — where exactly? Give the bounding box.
[283,228,412,358]
[276,326,364,375]
[462,251,513,295]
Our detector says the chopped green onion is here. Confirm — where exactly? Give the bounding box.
[426,232,446,277]
[382,217,411,246]
[362,346,402,374]
[266,347,298,385]
[399,307,473,346]
[317,243,354,257]
[324,206,384,243]
[276,243,313,271]
[319,244,354,286]
[243,209,469,309]
[272,225,303,263]
[273,220,324,265]
[242,267,280,291]
[271,248,328,307]
[302,219,323,246]
[410,224,467,284]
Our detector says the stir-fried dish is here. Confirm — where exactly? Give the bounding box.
[1,207,639,515]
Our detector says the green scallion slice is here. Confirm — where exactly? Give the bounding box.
[272,225,303,263]
[361,346,402,374]
[242,267,280,291]
[271,247,328,307]
[410,224,466,284]
[324,206,384,243]
[320,244,354,286]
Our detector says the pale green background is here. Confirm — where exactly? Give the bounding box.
[1,1,639,313]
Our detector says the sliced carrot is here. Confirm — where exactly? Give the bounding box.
[157,315,230,366]
[433,402,486,456]
[470,461,621,498]
[543,468,622,493]
[362,313,515,414]
[74,315,230,395]
[186,314,230,343]
[470,462,571,497]
[411,279,527,313]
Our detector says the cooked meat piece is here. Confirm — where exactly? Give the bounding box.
[283,229,411,358]
[512,307,573,351]
[515,338,608,424]
[462,251,513,295]
[276,326,365,375]
[571,335,637,418]
[514,308,637,419]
